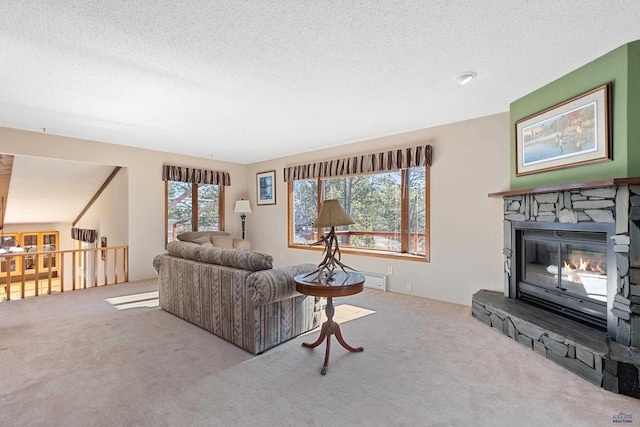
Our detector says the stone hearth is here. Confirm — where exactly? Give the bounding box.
[474,180,640,399]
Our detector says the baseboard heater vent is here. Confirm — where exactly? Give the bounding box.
[362,272,387,291]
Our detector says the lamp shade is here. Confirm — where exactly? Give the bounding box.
[312,199,354,228]
[234,199,252,214]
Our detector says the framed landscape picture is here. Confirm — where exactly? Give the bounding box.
[515,83,611,176]
[256,170,276,205]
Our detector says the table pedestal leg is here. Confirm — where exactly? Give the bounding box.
[302,296,364,375]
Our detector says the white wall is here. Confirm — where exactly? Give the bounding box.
[75,167,129,249]
[72,167,129,286]
[0,112,510,305]
[0,126,249,281]
[245,113,510,305]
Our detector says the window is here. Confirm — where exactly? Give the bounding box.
[163,164,230,245]
[166,181,223,244]
[289,166,429,260]
[292,179,319,244]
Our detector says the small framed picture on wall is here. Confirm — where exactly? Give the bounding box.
[256,170,276,205]
[101,236,107,261]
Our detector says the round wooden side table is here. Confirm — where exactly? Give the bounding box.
[294,271,365,375]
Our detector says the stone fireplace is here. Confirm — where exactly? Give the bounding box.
[473,180,640,399]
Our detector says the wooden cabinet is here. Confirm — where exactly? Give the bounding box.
[0,234,18,274]
[0,231,59,279]
[41,233,58,269]
[23,233,38,271]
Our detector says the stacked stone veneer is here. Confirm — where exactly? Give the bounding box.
[473,290,611,388]
[473,184,640,399]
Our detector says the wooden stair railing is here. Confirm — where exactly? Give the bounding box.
[0,246,128,301]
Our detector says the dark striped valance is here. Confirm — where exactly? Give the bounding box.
[162,165,231,186]
[71,228,97,243]
[283,145,432,182]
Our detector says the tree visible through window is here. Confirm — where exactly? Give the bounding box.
[197,184,221,232]
[289,166,428,258]
[167,181,222,244]
[292,179,318,244]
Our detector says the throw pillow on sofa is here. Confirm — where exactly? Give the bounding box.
[177,231,251,250]
[192,236,213,245]
[211,235,234,248]
[177,231,230,242]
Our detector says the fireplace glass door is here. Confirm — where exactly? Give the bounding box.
[519,229,607,327]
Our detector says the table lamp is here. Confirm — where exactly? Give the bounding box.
[234,199,252,240]
[304,199,355,283]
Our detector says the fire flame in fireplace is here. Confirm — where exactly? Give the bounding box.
[563,257,604,274]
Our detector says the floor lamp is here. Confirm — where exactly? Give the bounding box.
[234,199,252,240]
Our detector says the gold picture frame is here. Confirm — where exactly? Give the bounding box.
[515,83,611,176]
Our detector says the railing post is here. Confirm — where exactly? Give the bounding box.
[72,251,77,291]
[47,253,53,294]
[93,248,98,287]
[116,248,120,284]
[83,251,87,289]
[60,252,64,293]
[20,257,26,299]
[124,247,129,283]
[0,245,127,301]
[104,249,108,286]
[4,258,10,301]
[34,256,39,297]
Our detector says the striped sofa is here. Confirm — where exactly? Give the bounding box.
[153,241,321,354]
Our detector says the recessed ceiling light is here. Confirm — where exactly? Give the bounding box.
[452,71,477,85]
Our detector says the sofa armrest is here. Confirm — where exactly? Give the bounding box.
[247,263,316,305]
[152,253,166,274]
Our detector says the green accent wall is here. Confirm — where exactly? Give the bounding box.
[510,41,640,190]
[627,43,640,176]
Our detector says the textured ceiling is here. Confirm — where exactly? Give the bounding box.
[1,1,640,164]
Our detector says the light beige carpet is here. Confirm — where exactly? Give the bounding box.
[0,279,637,426]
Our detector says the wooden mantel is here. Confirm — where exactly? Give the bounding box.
[488,177,640,198]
